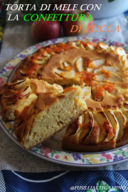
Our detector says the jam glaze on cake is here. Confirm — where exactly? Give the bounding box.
[1,40,128,151]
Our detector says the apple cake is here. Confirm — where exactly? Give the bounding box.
[1,40,128,151]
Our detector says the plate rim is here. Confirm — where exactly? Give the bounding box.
[1,35,128,167]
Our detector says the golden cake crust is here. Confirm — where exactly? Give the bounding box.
[1,40,128,151]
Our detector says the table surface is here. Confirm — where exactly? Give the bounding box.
[0,14,128,172]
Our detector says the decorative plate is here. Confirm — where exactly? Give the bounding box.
[1,36,128,167]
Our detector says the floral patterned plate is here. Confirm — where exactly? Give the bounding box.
[1,36,128,167]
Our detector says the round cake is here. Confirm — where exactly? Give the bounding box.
[1,40,128,151]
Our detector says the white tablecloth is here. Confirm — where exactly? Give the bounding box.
[0,14,128,172]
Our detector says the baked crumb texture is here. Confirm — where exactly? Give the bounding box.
[1,40,128,151]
